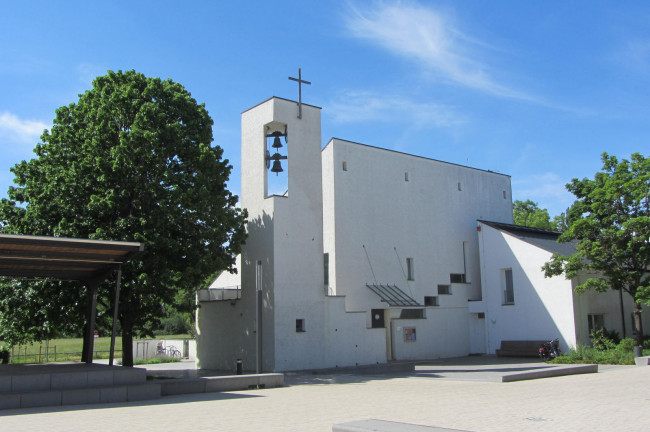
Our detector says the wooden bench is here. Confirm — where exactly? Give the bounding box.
[495,340,546,357]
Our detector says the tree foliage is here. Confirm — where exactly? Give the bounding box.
[513,200,555,230]
[542,152,650,344]
[0,70,247,364]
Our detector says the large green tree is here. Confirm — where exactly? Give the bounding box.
[513,199,555,230]
[542,153,650,345]
[0,70,247,365]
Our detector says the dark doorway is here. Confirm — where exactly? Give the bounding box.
[371,309,385,328]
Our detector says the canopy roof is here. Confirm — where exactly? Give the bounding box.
[0,234,144,281]
[366,283,421,307]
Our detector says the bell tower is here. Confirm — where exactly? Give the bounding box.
[240,96,325,371]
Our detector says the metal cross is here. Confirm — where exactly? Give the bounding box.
[288,68,311,119]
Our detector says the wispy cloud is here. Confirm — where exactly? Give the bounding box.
[344,2,533,101]
[77,63,107,85]
[512,172,573,215]
[327,90,465,128]
[611,39,650,74]
[0,112,48,143]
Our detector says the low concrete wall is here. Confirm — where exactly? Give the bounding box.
[333,419,469,432]
[501,364,598,382]
[635,356,650,366]
[160,373,284,396]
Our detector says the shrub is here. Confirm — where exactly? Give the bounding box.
[0,346,9,364]
[618,338,637,352]
[550,344,635,365]
[591,328,619,350]
[119,356,181,366]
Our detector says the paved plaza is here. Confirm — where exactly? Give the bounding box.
[1,358,649,431]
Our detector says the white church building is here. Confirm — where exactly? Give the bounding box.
[196,96,647,372]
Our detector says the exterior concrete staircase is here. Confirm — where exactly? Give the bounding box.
[0,363,160,410]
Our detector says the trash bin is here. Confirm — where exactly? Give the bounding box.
[236,358,243,375]
[634,346,643,357]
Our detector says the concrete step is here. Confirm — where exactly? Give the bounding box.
[0,363,146,394]
[0,382,161,410]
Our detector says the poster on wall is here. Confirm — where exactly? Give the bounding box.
[404,327,416,342]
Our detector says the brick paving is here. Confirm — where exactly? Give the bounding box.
[1,362,649,431]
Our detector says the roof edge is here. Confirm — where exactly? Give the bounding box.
[325,138,511,177]
[242,96,322,114]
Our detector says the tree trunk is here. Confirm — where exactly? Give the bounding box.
[633,301,644,347]
[81,323,89,363]
[121,311,134,367]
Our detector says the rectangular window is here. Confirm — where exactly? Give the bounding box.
[424,296,439,306]
[450,273,466,284]
[503,269,514,305]
[405,172,409,182]
[406,258,414,281]
[342,161,348,171]
[323,253,329,286]
[400,309,425,319]
[438,285,451,295]
[588,314,604,333]
[296,319,305,332]
[457,182,462,191]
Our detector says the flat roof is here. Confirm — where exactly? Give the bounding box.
[0,234,144,280]
[242,96,322,114]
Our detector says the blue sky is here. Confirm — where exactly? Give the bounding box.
[1,1,648,217]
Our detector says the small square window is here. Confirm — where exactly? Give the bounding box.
[424,296,439,306]
[296,319,305,332]
[438,285,451,295]
[450,274,466,284]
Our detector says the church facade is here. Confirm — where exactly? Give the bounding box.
[196,96,645,372]
[196,97,513,372]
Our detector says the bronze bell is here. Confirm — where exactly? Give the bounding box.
[272,135,283,149]
[270,159,284,174]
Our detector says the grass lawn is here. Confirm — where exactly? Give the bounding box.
[1,334,191,364]
[1,337,122,363]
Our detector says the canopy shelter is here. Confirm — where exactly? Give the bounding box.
[0,234,143,365]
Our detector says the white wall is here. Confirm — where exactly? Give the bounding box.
[133,339,196,361]
[477,222,577,353]
[323,139,513,310]
[198,98,522,372]
[321,140,513,360]
[572,273,650,346]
